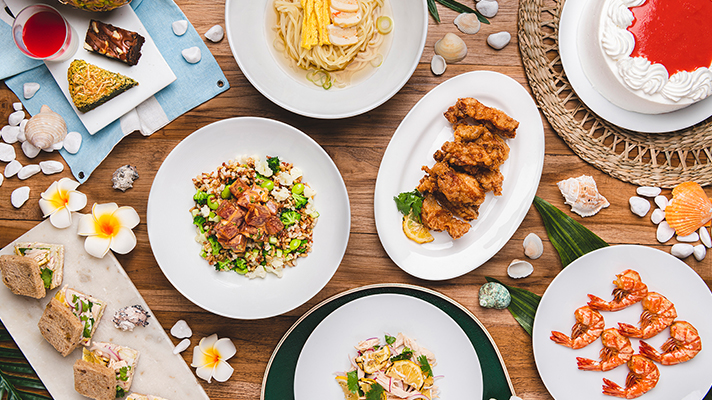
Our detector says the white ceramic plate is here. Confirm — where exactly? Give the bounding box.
[224,0,427,119]
[294,293,482,400]
[532,245,712,400]
[6,0,176,134]
[558,0,712,133]
[373,71,545,281]
[147,117,350,319]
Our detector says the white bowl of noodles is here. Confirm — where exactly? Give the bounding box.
[225,0,428,119]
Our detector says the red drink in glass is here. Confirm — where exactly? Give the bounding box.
[12,4,79,61]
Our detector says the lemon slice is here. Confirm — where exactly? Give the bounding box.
[355,346,391,374]
[386,360,425,390]
[358,378,386,400]
[402,212,433,244]
[335,376,358,400]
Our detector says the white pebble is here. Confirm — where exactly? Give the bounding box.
[8,110,24,127]
[17,120,27,142]
[23,82,40,99]
[4,160,22,178]
[22,141,40,158]
[650,208,665,225]
[40,160,64,175]
[700,227,711,248]
[12,102,23,111]
[2,125,21,143]
[656,221,675,243]
[0,174,3,187]
[17,164,40,180]
[629,196,650,217]
[172,338,190,354]
[172,20,188,36]
[204,25,224,42]
[671,243,694,259]
[0,142,15,162]
[677,232,699,242]
[182,47,201,64]
[63,132,82,154]
[170,319,192,339]
[11,186,30,208]
[476,0,498,17]
[636,186,661,197]
[510,397,524,400]
[487,31,511,50]
[654,195,669,210]
[693,244,706,261]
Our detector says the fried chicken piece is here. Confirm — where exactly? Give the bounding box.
[459,166,504,195]
[444,98,519,138]
[434,192,480,221]
[420,194,471,239]
[452,123,489,142]
[424,162,487,207]
[435,130,509,169]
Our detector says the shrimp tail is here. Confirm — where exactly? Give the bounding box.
[577,357,602,371]
[587,294,610,311]
[602,378,626,398]
[638,341,661,363]
[550,331,572,347]
[617,322,642,338]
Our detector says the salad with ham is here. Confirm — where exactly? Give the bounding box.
[335,333,440,400]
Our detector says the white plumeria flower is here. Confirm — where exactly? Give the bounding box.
[191,334,236,383]
[77,203,140,258]
[38,178,87,229]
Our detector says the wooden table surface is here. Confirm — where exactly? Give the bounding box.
[1,1,711,399]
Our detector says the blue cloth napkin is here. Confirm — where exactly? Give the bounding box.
[1,0,229,183]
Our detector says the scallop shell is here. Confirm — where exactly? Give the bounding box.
[507,259,534,279]
[24,105,67,150]
[431,55,447,75]
[557,175,610,217]
[434,33,467,63]
[454,13,481,34]
[523,233,543,259]
[665,181,712,236]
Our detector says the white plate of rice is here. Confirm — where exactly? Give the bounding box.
[147,117,350,319]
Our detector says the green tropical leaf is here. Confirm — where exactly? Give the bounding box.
[0,322,51,400]
[426,0,490,24]
[427,0,440,23]
[486,277,541,335]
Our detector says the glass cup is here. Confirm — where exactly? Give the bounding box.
[12,4,79,62]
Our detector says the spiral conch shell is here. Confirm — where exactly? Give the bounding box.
[665,182,712,236]
[25,105,67,150]
[557,175,610,217]
[434,33,467,63]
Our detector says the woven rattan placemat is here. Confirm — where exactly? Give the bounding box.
[518,0,712,188]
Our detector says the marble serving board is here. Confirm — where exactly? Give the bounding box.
[0,215,209,400]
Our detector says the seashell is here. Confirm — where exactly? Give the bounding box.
[112,165,139,191]
[523,233,543,259]
[677,232,699,242]
[434,33,467,63]
[22,141,40,159]
[23,82,40,99]
[205,25,224,42]
[487,31,511,50]
[0,142,15,162]
[629,196,650,217]
[17,164,40,180]
[4,160,22,178]
[478,282,511,309]
[13,102,23,111]
[650,208,665,225]
[112,304,150,331]
[171,319,192,339]
[63,131,82,154]
[173,338,190,354]
[557,175,610,217]
[454,13,481,34]
[636,186,661,197]
[664,182,712,236]
[656,221,675,243]
[654,195,669,210]
[476,0,499,17]
[671,243,694,259]
[693,244,706,261]
[430,55,446,75]
[9,111,24,126]
[700,227,711,248]
[40,160,64,175]
[11,186,30,208]
[25,105,67,150]
[2,125,21,144]
[182,47,202,64]
[18,120,27,142]
[507,259,534,279]
[172,20,188,36]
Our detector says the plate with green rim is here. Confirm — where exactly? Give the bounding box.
[261,283,515,400]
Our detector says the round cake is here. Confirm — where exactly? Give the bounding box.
[578,0,712,114]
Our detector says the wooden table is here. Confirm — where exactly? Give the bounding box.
[1,1,710,399]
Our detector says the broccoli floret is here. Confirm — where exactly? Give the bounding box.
[193,190,210,205]
[232,258,248,274]
[267,156,281,174]
[292,193,308,209]
[207,235,222,255]
[280,210,301,226]
[215,259,233,271]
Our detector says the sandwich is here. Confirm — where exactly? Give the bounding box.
[38,285,106,356]
[74,342,140,400]
[126,394,168,400]
[14,242,64,290]
[0,254,46,298]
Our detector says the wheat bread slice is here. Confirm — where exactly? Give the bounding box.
[0,254,45,298]
[14,242,65,289]
[73,359,116,400]
[37,298,83,356]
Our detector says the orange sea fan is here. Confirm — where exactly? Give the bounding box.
[665,182,712,236]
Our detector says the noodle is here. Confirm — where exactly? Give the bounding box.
[273,0,386,87]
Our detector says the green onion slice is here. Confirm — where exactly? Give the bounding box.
[376,16,393,34]
[306,69,333,90]
[370,53,384,68]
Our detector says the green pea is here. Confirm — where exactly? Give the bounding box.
[292,183,304,194]
[207,194,219,210]
[261,180,275,191]
[289,239,302,250]
[221,185,232,199]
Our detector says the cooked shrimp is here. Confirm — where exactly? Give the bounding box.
[618,292,677,339]
[587,269,648,312]
[577,328,634,371]
[551,306,605,349]
[602,355,660,398]
[639,320,702,365]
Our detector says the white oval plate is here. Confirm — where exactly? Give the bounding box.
[532,245,712,400]
[294,293,482,400]
[558,0,712,133]
[147,117,350,319]
[373,71,545,281]
[224,0,427,119]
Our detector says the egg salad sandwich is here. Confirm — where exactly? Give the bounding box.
[38,285,106,356]
[0,254,46,298]
[14,242,65,290]
[74,342,140,400]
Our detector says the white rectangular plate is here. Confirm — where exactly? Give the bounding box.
[0,215,209,400]
[6,0,176,134]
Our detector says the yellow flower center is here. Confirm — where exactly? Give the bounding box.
[47,188,70,209]
[96,213,121,238]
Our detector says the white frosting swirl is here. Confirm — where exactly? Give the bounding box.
[617,57,667,94]
[602,20,635,60]
[663,68,712,101]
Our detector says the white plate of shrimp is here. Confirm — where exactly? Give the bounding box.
[532,245,712,400]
